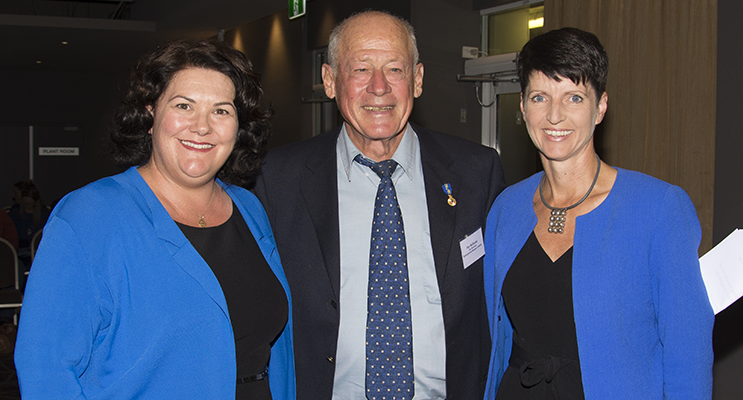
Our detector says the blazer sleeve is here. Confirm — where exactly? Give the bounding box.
[15,215,111,399]
[650,186,714,399]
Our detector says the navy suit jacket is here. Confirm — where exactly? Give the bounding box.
[253,123,505,399]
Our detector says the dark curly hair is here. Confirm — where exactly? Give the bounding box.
[517,27,608,104]
[110,39,271,187]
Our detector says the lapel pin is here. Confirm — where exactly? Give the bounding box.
[442,183,456,206]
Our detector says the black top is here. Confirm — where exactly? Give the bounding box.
[178,203,288,400]
[496,231,585,399]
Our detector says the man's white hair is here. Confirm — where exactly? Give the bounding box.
[326,10,419,75]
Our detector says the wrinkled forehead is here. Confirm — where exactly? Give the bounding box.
[338,16,413,62]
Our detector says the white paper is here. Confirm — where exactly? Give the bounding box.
[700,229,743,314]
[460,227,485,270]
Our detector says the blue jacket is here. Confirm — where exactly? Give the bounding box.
[484,168,713,399]
[15,167,296,399]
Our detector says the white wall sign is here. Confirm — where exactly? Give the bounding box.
[39,147,80,156]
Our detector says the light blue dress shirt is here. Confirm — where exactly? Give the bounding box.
[331,124,447,400]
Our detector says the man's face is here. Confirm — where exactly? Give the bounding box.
[322,14,424,146]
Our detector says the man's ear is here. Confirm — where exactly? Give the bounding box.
[322,64,336,99]
[413,63,424,98]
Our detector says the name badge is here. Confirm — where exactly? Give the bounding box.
[460,227,485,269]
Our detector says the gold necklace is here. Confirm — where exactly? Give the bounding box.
[175,182,218,228]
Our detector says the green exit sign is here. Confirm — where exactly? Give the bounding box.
[289,0,305,19]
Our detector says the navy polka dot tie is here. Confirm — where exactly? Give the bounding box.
[354,155,414,400]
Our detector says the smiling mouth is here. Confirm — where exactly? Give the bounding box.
[180,140,214,150]
[544,129,573,137]
[363,106,394,111]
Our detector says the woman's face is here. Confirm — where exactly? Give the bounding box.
[146,67,238,187]
[521,71,608,163]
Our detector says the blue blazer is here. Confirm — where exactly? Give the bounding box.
[483,168,714,399]
[15,167,295,400]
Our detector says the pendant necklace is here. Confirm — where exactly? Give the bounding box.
[539,154,601,234]
[175,182,218,228]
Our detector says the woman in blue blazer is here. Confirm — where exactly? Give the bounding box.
[484,28,713,399]
[15,40,295,400]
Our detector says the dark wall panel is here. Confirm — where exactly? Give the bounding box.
[714,0,743,244]
[0,126,30,207]
[713,1,743,399]
[411,0,482,144]
[226,14,306,149]
[0,68,126,204]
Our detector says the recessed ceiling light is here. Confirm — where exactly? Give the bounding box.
[62,41,68,45]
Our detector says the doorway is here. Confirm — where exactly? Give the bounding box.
[473,1,544,185]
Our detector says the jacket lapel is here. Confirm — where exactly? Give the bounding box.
[119,167,230,318]
[300,129,342,298]
[415,125,460,283]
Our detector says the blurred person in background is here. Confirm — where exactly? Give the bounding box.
[9,181,49,267]
[0,208,18,251]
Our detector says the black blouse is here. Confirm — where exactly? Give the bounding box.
[496,231,585,399]
[178,203,288,400]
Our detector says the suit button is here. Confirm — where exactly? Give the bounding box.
[330,300,338,309]
[326,356,334,363]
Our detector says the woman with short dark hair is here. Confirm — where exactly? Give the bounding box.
[484,28,713,399]
[15,40,295,400]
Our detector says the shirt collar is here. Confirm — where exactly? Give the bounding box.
[337,123,418,182]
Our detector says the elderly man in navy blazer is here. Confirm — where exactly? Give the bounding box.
[254,10,505,400]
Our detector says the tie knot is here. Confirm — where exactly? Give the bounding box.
[354,154,398,179]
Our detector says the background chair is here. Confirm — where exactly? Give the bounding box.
[30,230,42,264]
[0,238,23,325]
